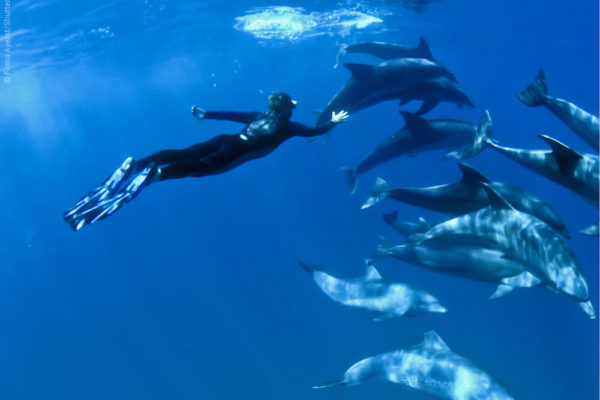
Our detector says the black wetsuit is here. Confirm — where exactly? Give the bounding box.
[135,110,335,181]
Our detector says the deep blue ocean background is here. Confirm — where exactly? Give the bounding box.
[1,1,598,399]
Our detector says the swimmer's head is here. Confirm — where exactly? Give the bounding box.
[268,92,296,119]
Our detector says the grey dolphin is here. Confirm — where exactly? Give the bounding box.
[314,330,515,400]
[378,184,595,318]
[335,36,435,67]
[343,110,492,194]
[518,68,599,150]
[316,58,456,126]
[299,260,446,320]
[363,162,570,237]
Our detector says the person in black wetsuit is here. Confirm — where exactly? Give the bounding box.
[64,93,348,231]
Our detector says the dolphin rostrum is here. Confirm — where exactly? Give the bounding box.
[343,110,492,194]
[363,162,570,237]
[314,330,515,400]
[518,68,599,151]
[299,260,446,320]
[377,184,595,318]
[317,58,456,126]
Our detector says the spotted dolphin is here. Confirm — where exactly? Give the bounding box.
[299,260,446,320]
[363,162,570,237]
[518,68,599,151]
[316,58,456,126]
[378,184,595,318]
[314,330,515,400]
[343,110,492,194]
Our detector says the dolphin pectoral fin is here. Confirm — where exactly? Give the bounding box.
[415,99,438,115]
[579,301,596,319]
[341,167,359,195]
[489,284,514,300]
[538,135,583,173]
[373,312,397,322]
[382,210,399,226]
[580,222,599,236]
[501,271,542,288]
[313,380,346,389]
[362,177,390,209]
[298,261,326,273]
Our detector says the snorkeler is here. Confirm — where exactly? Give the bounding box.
[64,93,348,231]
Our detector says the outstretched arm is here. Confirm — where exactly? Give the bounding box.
[290,111,349,137]
[191,106,260,124]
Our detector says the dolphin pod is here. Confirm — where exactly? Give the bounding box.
[377,184,595,318]
[518,68,599,151]
[314,330,515,400]
[299,260,446,320]
[319,37,474,126]
[362,162,570,237]
[343,110,491,194]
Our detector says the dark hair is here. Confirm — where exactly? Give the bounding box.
[268,92,296,119]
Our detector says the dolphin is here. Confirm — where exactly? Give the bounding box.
[518,68,599,151]
[335,36,435,67]
[316,58,456,126]
[314,330,515,400]
[363,162,570,237]
[454,121,599,235]
[299,260,446,320]
[343,110,492,194]
[377,184,595,318]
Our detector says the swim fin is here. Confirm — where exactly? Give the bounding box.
[64,160,156,231]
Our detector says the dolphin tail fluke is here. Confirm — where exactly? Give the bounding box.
[313,380,346,389]
[518,68,548,107]
[373,235,392,259]
[341,167,359,195]
[579,222,599,236]
[579,301,596,319]
[298,261,325,274]
[361,177,390,209]
[489,284,514,300]
[445,109,493,160]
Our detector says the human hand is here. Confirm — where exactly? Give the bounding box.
[191,106,206,120]
[331,110,349,124]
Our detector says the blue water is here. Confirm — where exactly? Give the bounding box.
[1,1,598,399]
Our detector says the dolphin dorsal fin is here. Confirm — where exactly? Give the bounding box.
[457,163,490,185]
[343,63,374,81]
[417,36,434,61]
[363,259,382,281]
[480,182,514,210]
[422,331,450,351]
[538,135,583,173]
[399,111,429,133]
